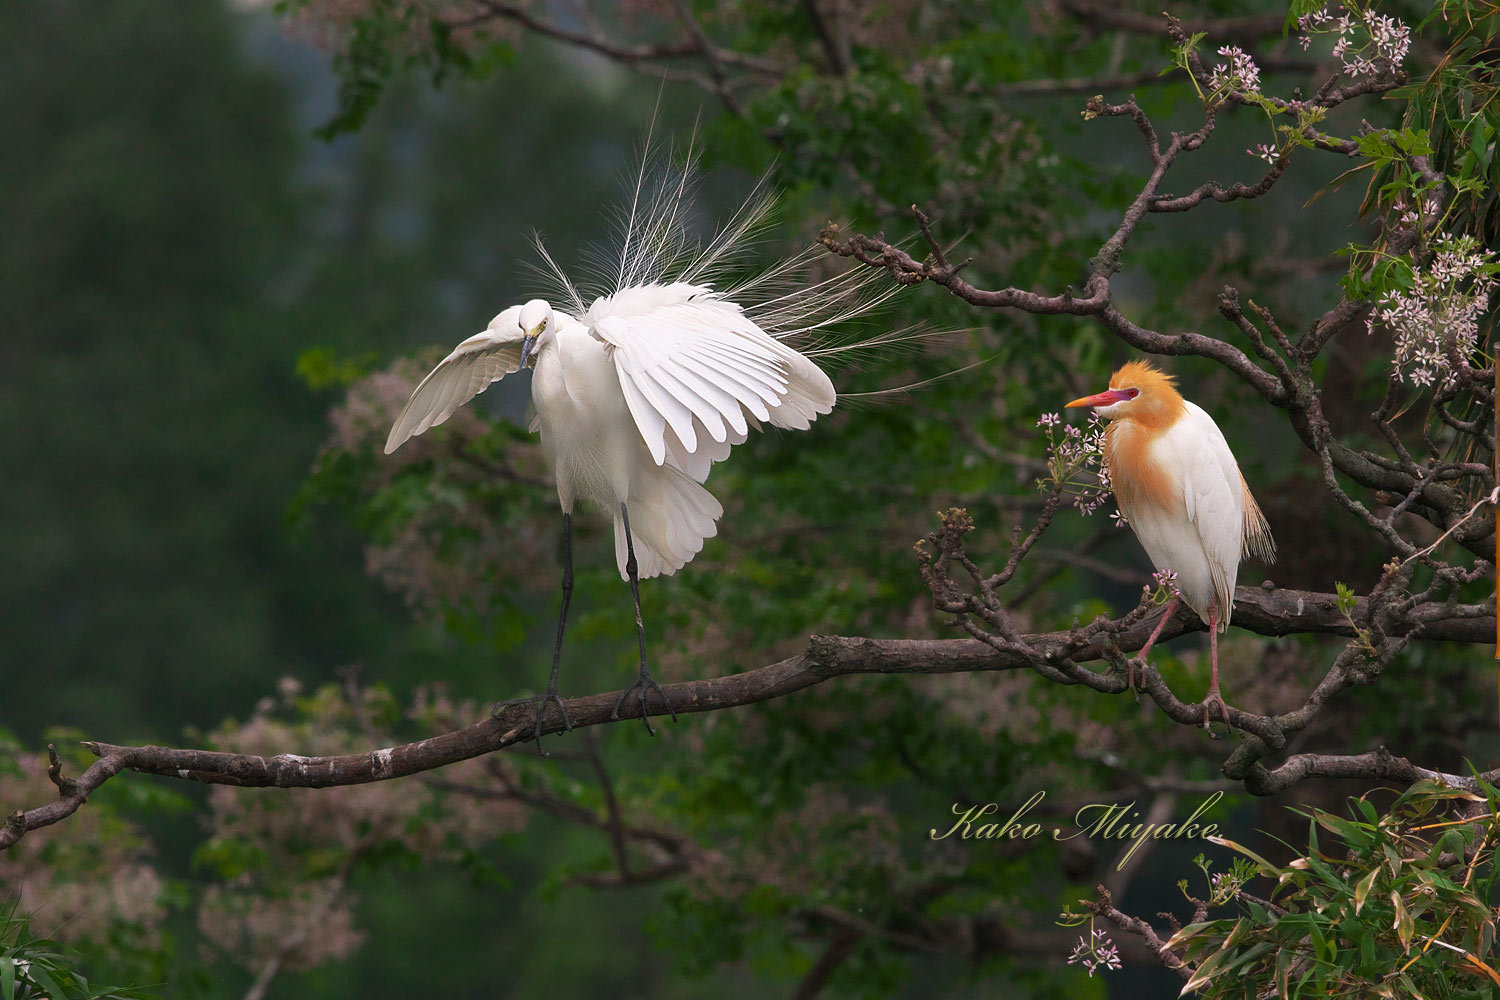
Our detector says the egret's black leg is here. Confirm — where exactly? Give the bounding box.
[611,503,677,735]
[540,513,576,733]
[493,513,575,752]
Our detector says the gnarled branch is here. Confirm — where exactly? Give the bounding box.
[2,586,1490,852]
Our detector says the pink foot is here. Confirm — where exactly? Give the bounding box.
[1129,594,1179,699]
[1201,599,1230,729]
[1200,690,1230,729]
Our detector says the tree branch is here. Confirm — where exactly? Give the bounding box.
[1060,1,1285,45]
[665,0,744,115]
[1,588,1489,852]
[801,0,850,76]
[1085,886,1191,979]
[458,0,782,89]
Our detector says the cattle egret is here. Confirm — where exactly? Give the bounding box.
[1066,361,1275,722]
[383,149,901,745]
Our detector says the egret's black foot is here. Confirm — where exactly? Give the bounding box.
[493,686,573,754]
[611,669,677,736]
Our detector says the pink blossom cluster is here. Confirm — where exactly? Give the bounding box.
[1369,233,1498,388]
[1297,4,1411,77]
[1392,199,1420,229]
[327,362,552,619]
[1068,928,1123,977]
[198,882,365,974]
[0,748,167,949]
[1209,870,1244,903]
[197,681,528,978]
[1209,45,1261,95]
[1038,411,1117,517]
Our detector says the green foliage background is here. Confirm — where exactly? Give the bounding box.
[3,0,1492,998]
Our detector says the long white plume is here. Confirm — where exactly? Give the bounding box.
[527,130,931,368]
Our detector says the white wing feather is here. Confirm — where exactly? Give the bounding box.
[587,283,835,468]
[384,139,910,584]
[1162,403,1245,629]
[384,306,526,455]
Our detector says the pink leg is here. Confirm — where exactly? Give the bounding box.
[1201,599,1229,727]
[1130,593,1179,694]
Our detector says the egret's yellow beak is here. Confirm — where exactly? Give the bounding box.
[517,323,545,369]
[1065,388,1132,408]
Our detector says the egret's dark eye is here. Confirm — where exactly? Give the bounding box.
[1125,387,1140,399]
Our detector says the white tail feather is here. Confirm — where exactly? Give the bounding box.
[615,466,724,580]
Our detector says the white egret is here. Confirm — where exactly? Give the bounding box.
[1066,360,1275,722]
[384,147,906,744]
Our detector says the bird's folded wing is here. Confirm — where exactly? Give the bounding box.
[591,297,833,466]
[1172,405,1246,623]
[384,329,525,454]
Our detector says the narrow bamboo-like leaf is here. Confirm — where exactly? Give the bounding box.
[23,964,65,1000]
[1464,953,1500,989]
[1391,890,1413,952]
[1181,947,1232,996]
[1164,921,1217,951]
[1224,940,1276,974]
[1354,868,1380,915]
[1219,917,1251,952]
[1208,835,1283,876]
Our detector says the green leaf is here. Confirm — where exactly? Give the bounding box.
[1353,868,1379,915]
[22,964,65,1000]
[296,347,379,390]
[1391,890,1414,952]
[1207,835,1283,877]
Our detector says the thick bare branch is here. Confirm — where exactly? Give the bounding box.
[1239,747,1495,797]
[0,587,1489,853]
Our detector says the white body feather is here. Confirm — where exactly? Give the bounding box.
[1111,402,1250,629]
[383,147,878,580]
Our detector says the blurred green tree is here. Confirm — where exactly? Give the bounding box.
[3,0,1496,998]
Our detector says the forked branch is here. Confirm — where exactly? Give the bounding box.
[2,585,1490,852]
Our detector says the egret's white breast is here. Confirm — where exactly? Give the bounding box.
[532,321,643,512]
[1110,403,1246,628]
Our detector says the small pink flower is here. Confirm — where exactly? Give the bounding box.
[1209,45,1261,94]
[1068,929,1123,977]
[1248,143,1278,166]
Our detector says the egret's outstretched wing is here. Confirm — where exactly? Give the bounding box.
[384,306,525,455]
[587,284,836,468]
[1166,403,1247,628]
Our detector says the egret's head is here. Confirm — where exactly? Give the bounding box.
[1065,360,1185,424]
[515,298,557,369]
